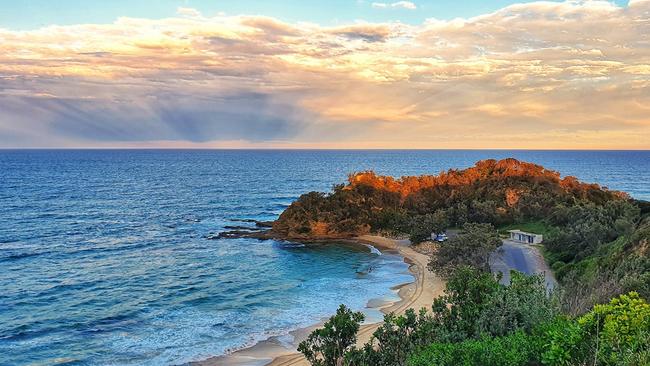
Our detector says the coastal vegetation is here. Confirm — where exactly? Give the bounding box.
[298,305,365,366]
[300,268,649,365]
[273,158,628,240]
[281,159,650,365]
[427,223,501,277]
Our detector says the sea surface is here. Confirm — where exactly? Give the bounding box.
[1,150,649,366]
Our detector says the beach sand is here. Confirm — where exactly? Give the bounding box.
[193,235,445,366]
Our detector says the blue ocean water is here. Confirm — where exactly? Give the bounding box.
[1,150,648,366]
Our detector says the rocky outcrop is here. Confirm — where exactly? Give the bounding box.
[271,159,628,240]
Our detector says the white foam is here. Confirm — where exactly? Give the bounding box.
[365,244,382,256]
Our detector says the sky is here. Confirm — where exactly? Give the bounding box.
[0,0,648,149]
[0,0,630,29]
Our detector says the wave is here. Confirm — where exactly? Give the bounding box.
[365,244,382,256]
[276,241,306,249]
[0,251,46,262]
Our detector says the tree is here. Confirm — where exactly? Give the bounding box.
[429,223,501,277]
[429,266,560,342]
[346,308,437,366]
[409,210,449,244]
[371,208,410,233]
[299,305,365,366]
[429,266,501,342]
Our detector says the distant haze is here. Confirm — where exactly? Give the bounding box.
[0,1,649,149]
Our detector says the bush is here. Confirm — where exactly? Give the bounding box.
[541,292,650,366]
[431,266,558,341]
[476,271,559,337]
[545,201,640,262]
[408,331,544,366]
[343,267,559,366]
[539,317,586,366]
[429,266,501,341]
[298,305,365,366]
[306,288,647,366]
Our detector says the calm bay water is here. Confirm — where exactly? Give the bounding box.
[1,150,648,365]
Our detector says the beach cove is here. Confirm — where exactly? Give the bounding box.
[196,235,446,366]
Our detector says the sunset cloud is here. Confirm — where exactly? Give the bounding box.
[0,1,649,148]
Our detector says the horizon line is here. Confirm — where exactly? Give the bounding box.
[1,148,649,152]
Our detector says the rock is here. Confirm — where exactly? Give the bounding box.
[205,229,274,240]
[223,225,256,230]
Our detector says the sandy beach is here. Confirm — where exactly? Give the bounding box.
[194,235,445,366]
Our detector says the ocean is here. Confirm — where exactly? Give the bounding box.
[1,150,649,365]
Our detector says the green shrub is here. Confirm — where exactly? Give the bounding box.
[541,292,650,366]
[345,308,438,366]
[343,267,559,366]
[408,331,544,366]
[540,317,586,366]
[298,305,365,366]
[476,271,559,337]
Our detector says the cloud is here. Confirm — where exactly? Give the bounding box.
[176,7,202,17]
[0,1,649,148]
[330,23,394,42]
[372,1,417,10]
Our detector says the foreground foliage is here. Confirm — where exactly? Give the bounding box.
[298,305,365,366]
[542,292,650,366]
[301,267,563,366]
[409,331,544,366]
[299,274,649,366]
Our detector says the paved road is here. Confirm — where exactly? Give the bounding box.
[490,239,557,290]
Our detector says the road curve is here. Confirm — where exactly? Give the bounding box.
[490,239,557,290]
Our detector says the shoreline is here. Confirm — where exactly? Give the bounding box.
[192,235,445,366]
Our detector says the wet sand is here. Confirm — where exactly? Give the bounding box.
[193,235,445,366]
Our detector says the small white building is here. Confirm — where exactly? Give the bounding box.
[508,230,543,244]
